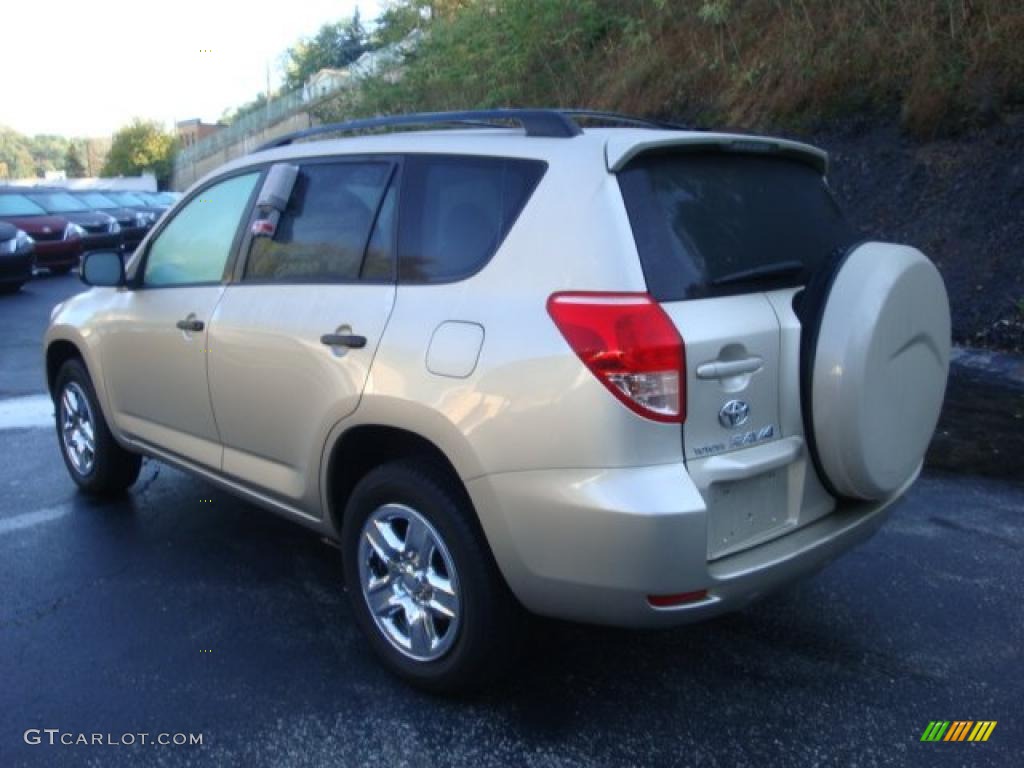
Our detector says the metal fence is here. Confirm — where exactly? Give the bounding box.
[175,88,312,167]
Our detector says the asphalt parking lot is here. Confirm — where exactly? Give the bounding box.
[2,274,1021,767]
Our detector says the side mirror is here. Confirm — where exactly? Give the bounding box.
[80,250,125,287]
[257,163,299,211]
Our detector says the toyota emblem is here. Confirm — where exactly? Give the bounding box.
[718,400,751,428]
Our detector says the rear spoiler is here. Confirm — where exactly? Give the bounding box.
[605,132,829,175]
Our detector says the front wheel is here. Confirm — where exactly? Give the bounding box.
[341,459,524,693]
[54,358,141,495]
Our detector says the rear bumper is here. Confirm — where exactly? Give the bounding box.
[467,462,915,627]
[0,252,33,284]
[32,239,81,268]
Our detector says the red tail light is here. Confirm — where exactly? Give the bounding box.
[547,292,686,423]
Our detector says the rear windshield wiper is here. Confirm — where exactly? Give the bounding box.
[711,260,805,287]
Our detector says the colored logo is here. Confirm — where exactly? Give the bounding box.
[920,721,997,742]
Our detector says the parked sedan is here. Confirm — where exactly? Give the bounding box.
[102,191,163,227]
[133,192,173,211]
[0,192,82,274]
[70,191,150,250]
[0,222,34,293]
[24,190,123,253]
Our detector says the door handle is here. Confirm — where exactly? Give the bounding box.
[696,355,764,380]
[176,318,204,333]
[320,333,366,349]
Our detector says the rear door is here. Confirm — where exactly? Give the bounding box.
[617,148,858,559]
[206,159,397,512]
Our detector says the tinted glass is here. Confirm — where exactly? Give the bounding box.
[245,162,392,282]
[27,192,89,213]
[362,184,396,281]
[110,192,146,206]
[144,173,259,287]
[618,152,856,301]
[398,155,545,283]
[0,195,47,216]
[77,193,119,209]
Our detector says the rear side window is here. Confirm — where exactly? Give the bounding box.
[398,155,545,283]
[245,162,393,283]
[618,152,856,301]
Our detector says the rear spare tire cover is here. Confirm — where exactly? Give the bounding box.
[802,242,950,500]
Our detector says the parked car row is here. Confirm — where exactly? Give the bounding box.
[0,187,179,294]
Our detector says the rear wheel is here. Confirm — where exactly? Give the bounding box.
[54,358,141,495]
[341,459,524,693]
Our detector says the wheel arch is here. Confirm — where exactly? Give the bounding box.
[323,423,478,536]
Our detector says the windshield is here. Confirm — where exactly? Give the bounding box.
[110,192,147,206]
[0,194,48,216]
[618,152,857,300]
[27,192,89,213]
[77,192,119,209]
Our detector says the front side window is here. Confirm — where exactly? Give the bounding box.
[144,172,259,287]
[398,155,546,283]
[244,162,393,283]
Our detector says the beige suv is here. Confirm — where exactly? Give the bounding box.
[44,110,951,692]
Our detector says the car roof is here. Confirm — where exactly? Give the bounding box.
[208,125,826,189]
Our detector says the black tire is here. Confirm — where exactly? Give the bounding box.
[341,459,524,694]
[50,265,73,275]
[0,282,23,294]
[54,358,141,495]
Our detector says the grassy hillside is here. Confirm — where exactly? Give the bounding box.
[321,0,1024,137]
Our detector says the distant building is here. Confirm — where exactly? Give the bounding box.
[303,68,350,102]
[176,119,224,150]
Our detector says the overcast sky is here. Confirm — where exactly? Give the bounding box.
[0,0,380,138]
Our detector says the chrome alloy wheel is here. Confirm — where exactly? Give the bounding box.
[59,382,96,476]
[358,503,461,662]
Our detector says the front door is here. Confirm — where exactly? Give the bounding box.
[100,171,261,468]
[207,160,398,511]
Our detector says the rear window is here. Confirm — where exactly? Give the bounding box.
[398,155,545,283]
[618,152,856,301]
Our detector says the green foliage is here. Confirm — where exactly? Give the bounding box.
[102,119,178,186]
[0,126,35,178]
[322,0,1023,138]
[283,11,370,91]
[64,143,87,178]
[0,127,80,179]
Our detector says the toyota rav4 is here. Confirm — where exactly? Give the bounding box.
[44,110,951,692]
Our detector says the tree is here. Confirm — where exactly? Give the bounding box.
[0,126,35,179]
[28,135,70,176]
[65,142,87,178]
[102,119,178,186]
[283,11,370,91]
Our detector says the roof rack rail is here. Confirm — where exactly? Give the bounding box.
[256,109,583,151]
[558,109,686,130]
